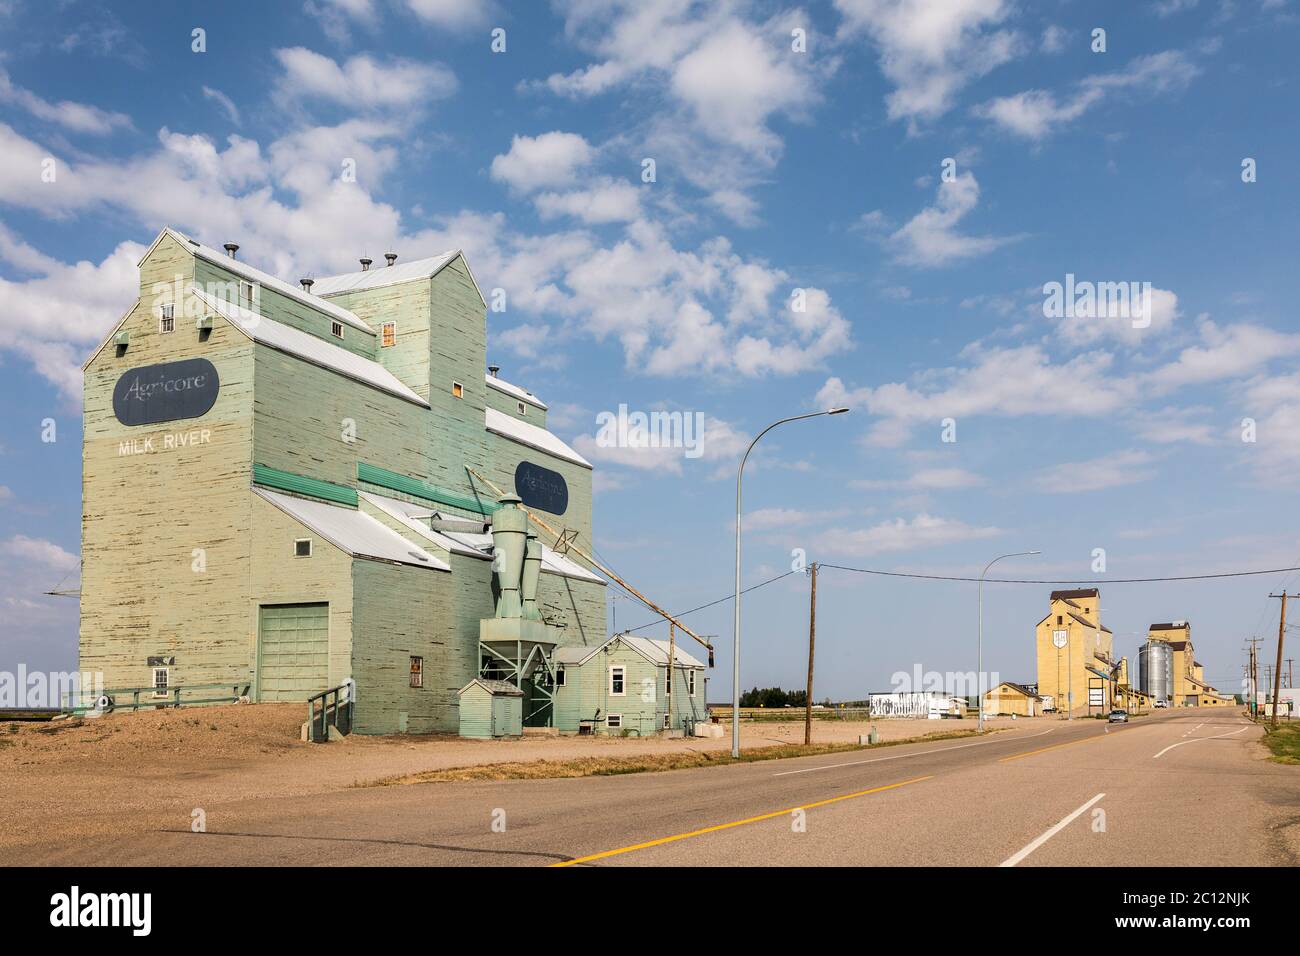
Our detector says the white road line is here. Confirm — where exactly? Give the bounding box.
[999,793,1106,868]
[1183,722,1205,737]
[772,727,1056,777]
[1153,725,1249,759]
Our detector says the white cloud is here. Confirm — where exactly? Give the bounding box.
[1055,285,1180,347]
[405,0,493,29]
[534,178,640,224]
[202,86,241,125]
[1033,450,1157,494]
[490,131,595,193]
[853,468,985,491]
[835,0,1020,125]
[817,343,1132,446]
[977,51,1200,140]
[273,47,456,110]
[572,413,749,477]
[0,68,131,135]
[1148,320,1300,392]
[2,534,79,571]
[531,3,826,217]
[885,170,1020,267]
[815,513,1001,557]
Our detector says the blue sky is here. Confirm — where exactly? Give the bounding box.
[2,0,1299,699]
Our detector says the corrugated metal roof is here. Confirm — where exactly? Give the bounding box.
[485,407,591,469]
[434,526,603,584]
[195,287,428,407]
[358,492,488,559]
[486,375,548,410]
[254,488,449,570]
[553,636,704,668]
[147,227,373,333]
[310,252,460,296]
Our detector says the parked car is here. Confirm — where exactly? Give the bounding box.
[1154,700,1169,709]
[1108,708,1129,723]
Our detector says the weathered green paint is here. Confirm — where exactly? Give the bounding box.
[357,462,498,515]
[458,681,523,738]
[253,463,358,506]
[257,603,329,700]
[82,229,608,736]
[554,639,707,735]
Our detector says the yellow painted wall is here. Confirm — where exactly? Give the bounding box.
[1035,594,1115,715]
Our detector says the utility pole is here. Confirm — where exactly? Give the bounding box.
[667,621,676,734]
[804,562,817,746]
[1247,637,1262,720]
[1287,657,1295,689]
[1269,593,1289,730]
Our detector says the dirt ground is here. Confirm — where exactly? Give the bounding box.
[0,704,1040,853]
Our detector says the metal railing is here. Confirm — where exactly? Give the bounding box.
[62,683,250,715]
[306,684,353,743]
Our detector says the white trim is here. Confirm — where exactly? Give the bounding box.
[381,321,396,347]
[606,713,623,729]
[452,380,464,398]
[294,538,312,558]
[608,665,626,697]
[486,374,548,410]
[330,320,344,339]
[688,670,696,697]
[82,304,137,371]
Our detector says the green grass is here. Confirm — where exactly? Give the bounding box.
[366,728,996,786]
[1261,720,1300,764]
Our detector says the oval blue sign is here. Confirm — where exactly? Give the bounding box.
[112,358,220,426]
[515,460,568,516]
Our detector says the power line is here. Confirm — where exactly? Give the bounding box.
[622,568,802,634]
[818,564,1300,585]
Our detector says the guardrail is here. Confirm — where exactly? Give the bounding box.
[61,683,251,715]
[306,684,353,743]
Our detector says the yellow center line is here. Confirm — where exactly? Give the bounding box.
[549,775,934,868]
[999,724,1135,763]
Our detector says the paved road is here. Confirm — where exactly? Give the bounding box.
[22,709,1300,866]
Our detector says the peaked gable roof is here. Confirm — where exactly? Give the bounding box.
[311,249,487,308]
[140,227,373,334]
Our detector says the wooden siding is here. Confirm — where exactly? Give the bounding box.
[554,643,705,735]
[81,243,255,692]
[193,258,376,360]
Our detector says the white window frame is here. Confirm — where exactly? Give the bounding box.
[151,666,170,699]
[606,713,622,729]
[159,303,175,333]
[609,665,626,697]
[381,321,396,347]
[452,381,464,399]
[662,712,671,729]
[664,668,671,697]
[409,655,423,689]
[239,280,255,305]
[688,670,696,696]
[517,401,527,415]
[294,538,312,558]
[330,320,344,339]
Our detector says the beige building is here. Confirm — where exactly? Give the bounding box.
[983,681,1044,717]
[1035,588,1117,716]
[1147,622,1231,706]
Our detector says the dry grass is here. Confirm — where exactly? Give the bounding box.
[368,728,992,786]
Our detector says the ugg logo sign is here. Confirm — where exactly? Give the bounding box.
[112,358,219,426]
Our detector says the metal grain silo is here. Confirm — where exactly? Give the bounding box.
[1139,642,1172,702]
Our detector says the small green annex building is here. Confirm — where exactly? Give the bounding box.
[79,227,620,735]
[458,679,524,738]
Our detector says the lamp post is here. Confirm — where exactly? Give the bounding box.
[978,550,1040,732]
[732,407,849,758]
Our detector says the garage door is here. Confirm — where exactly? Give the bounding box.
[258,603,329,700]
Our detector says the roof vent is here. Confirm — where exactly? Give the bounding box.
[300,277,314,293]
[384,252,397,267]
[223,242,239,259]
[359,257,372,272]
[488,365,500,377]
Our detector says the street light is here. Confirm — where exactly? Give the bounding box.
[978,550,1041,732]
[732,407,849,757]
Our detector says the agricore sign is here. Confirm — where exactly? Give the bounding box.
[112,358,220,426]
